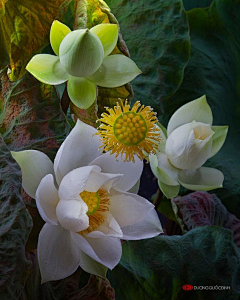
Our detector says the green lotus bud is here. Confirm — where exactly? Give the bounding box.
[59,29,104,77]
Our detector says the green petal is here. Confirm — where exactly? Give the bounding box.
[209,126,228,158]
[149,153,179,186]
[79,251,107,279]
[67,76,97,109]
[90,24,118,57]
[158,180,180,199]
[178,167,224,192]
[11,150,54,199]
[26,54,69,85]
[50,20,71,56]
[167,95,213,136]
[59,29,104,77]
[88,54,142,88]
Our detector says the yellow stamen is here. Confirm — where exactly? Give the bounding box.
[79,189,110,235]
[96,101,161,162]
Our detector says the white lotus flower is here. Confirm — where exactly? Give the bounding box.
[149,95,228,199]
[11,120,162,283]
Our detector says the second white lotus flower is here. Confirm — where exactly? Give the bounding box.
[11,120,162,283]
[149,95,228,198]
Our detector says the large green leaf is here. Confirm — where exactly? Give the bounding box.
[183,0,213,10]
[172,191,240,247]
[109,226,240,300]
[0,136,33,300]
[0,0,72,81]
[0,68,70,250]
[105,0,190,113]
[0,68,70,156]
[160,0,240,217]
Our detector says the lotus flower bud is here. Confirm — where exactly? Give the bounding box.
[165,121,215,170]
[59,29,104,77]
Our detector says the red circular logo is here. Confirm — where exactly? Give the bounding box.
[182,284,193,291]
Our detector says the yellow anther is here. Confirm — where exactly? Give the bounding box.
[96,101,162,162]
[80,191,100,215]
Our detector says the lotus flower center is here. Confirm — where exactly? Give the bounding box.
[193,125,212,140]
[113,112,148,146]
[80,191,100,215]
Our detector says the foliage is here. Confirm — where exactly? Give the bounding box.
[105,0,191,113]
[109,226,240,300]
[160,0,240,217]
[0,136,32,299]
[172,191,240,248]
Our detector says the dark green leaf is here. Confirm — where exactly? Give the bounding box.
[183,0,213,10]
[105,0,190,113]
[0,0,72,81]
[109,226,240,300]
[159,0,240,217]
[0,136,32,300]
[20,252,115,300]
[172,191,240,247]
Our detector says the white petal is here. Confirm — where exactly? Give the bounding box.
[38,224,80,283]
[178,167,224,191]
[165,122,213,170]
[56,199,89,232]
[167,95,213,136]
[36,174,59,225]
[109,189,154,227]
[11,150,54,199]
[149,153,179,186]
[58,166,99,200]
[89,152,143,192]
[85,212,123,238]
[84,169,122,193]
[121,209,163,240]
[71,232,122,269]
[127,179,140,194]
[54,119,101,185]
[79,250,107,278]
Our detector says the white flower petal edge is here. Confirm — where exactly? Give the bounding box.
[121,209,163,240]
[89,152,143,192]
[54,119,101,185]
[11,150,54,199]
[71,232,122,270]
[109,189,155,227]
[167,95,213,136]
[38,224,80,283]
[36,174,59,225]
[178,167,224,191]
